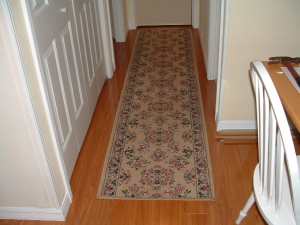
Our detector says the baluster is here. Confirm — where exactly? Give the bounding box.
[257,77,264,187]
[262,89,270,193]
[267,106,276,206]
[275,132,284,210]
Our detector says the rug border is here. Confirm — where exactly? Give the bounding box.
[97,29,141,199]
[97,28,215,201]
[189,29,215,200]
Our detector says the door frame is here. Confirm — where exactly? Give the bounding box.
[192,0,199,28]
[110,0,127,42]
[215,0,228,126]
[99,0,116,78]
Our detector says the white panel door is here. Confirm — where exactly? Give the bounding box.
[73,0,106,112]
[135,0,192,26]
[27,0,102,178]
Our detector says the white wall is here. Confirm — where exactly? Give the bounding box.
[126,0,197,29]
[135,0,191,26]
[217,0,300,130]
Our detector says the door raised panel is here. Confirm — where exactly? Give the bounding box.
[43,41,72,148]
[91,0,104,68]
[79,5,95,86]
[60,22,84,118]
[87,2,97,77]
[75,0,106,116]
[89,0,99,66]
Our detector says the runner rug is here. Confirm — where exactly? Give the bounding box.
[98,28,214,200]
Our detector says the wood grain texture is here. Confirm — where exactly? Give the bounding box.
[266,62,300,133]
[216,130,257,144]
[0,28,271,225]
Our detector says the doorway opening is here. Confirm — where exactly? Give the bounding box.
[109,0,199,43]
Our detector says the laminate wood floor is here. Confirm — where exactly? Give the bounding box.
[3,28,298,225]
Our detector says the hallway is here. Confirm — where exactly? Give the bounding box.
[0,29,267,225]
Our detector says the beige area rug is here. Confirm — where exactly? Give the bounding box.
[98,28,214,200]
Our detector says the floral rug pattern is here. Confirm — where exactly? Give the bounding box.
[98,28,213,200]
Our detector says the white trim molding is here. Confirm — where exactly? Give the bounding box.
[217,120,257,131]
[215,0,228,121]
[60,192,72,219]
[0,193,71,221]
[206,0,223,80]
[192,0,199,28]
[127,0,136,29]
[99,0,116,78]
[111,0,127,42]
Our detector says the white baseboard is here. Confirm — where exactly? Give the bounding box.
[217,120,256,131]
[60,191,72,220]
[0,193,71,221]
